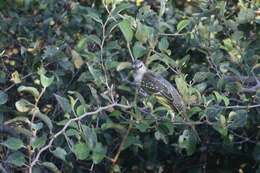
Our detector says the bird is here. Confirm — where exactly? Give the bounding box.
[132,60,200,142]
[132,60,187,115]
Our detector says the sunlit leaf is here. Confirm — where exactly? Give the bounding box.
[135,21,154,43]
[73,142,90,160]
[10,71,21,84]
[177,19,190,32]
[178,130,196,156]
[118,18,133,42]
[17,86,40,99]
[71,49,84,69]
[15,99,34,113]
[228,110,248,129]
[40,74,54,88]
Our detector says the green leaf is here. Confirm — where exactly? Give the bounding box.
[40,162,61,173]
[71,49,84,69]
[51,147,67,162]
[40,74,54,88]
[17,86,40,99]
[76,104,85,116]
[112,2,132,16]
[112,164,121,173]
[15,99,34,112]
[6,151,26,167]
[192,72,209,83]
[0,71,6,83]
[87,34,101,46]
[84,9,102,24]
[91,142,107,164]
[54,94,72,114]
[158,37,169,51]
[1,137,24,150]
[29,109,53,131]
[109,110,122,117]
[237,8,255,24]
[0,90,8,105]
[177,19,190,32]
[147,53,177,68]
[123,135,142,150]
[118,18,133,42]
[178,129,196,156]
[213,114,228,137]
[32,134,47,150]
[175,75,189,100]
[116,62,131,71]
[73,142,90,160]
[154,131,168,144]
[133,42,147,58]
[83,126,97,149]
[75,37,88,51]
[228,110,248,129]
[66,128,80,137]
[101,122,126,134]
[135,21,154,43]
[136,121,150,132]
[87,63,103,86]
[213,91,230,106]
[11,71,21,84]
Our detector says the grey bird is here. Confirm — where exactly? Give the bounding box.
[132,60,200,142]
[132,60,187,116]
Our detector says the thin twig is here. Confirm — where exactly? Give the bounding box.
[110,116,133,172]
[29,103,131,172]
[218,104,260,109]
[127,42,135,62]
[158,32,189,36]
[4,72,34,92]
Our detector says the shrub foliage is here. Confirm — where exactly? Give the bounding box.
[0,0,260,172]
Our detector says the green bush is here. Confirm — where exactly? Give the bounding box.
[0,0,259,172]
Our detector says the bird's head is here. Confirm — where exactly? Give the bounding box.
[132,60,147,73]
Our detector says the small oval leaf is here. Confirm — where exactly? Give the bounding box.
[17,86,40,99]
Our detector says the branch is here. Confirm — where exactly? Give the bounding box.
[127,42,135,62]
[242,82,260,93]
[29,103,131,171]
[224,75,260,93]
[110,116,133,167]
[217,104,260,109]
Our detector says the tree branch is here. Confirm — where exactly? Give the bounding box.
[29,103,131,172]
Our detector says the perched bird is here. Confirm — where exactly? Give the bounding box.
[132,60,200,141]
[132,60,187,116]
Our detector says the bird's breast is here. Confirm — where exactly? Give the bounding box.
[134,72,144,85]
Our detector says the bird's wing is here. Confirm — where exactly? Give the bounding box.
[142,71,186,113]
[142,72,175,100]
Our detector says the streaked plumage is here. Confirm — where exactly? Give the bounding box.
[132,60,200,142]
[133,60,186,116]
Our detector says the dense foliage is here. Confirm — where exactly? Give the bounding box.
[0,0,260,172]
